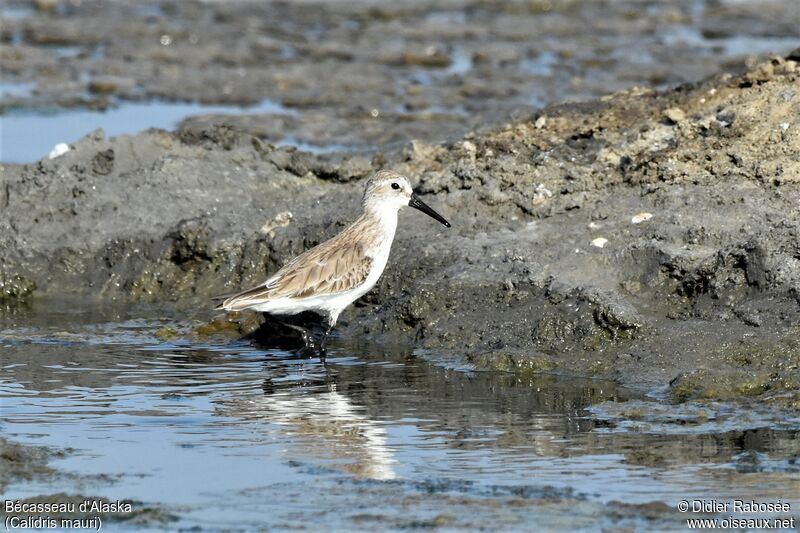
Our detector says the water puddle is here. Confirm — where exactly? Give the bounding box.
[445,45,474,76]
[274,135,370,155]
[424,10,468,26]
[1,300,799,530]
[662,26,799,58]
[0,98,298,164]
[521,50,560,77]
[0,3,34,20]
[49,45,84,59]
[0,81,36,99]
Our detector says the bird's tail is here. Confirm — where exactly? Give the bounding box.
[211,292,237,310]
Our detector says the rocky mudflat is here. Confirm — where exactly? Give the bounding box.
[2,0,798,154]
[3,52,799,407]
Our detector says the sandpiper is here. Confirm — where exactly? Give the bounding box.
[217,170,450,351]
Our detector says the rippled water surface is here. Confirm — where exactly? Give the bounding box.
[2,301,799,531]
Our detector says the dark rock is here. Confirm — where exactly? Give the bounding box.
[91,148,114,176]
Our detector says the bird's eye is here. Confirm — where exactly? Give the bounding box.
[391,182,400,190]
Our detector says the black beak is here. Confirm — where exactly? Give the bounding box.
[409,193,451,228]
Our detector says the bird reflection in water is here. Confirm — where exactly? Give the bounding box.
[228,347,397,481]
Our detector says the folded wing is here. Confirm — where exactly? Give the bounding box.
[219,239,373,311]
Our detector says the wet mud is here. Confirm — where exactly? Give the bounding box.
[0,438,60,493]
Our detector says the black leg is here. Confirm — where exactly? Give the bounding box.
[319,320,336,357]
[319,323,334,357]
[276,320,318,354]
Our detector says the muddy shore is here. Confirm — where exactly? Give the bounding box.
[2,52,799,408]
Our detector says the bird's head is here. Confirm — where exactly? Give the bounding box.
[362,170,451,227]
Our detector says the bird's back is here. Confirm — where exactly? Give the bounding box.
[219,213,388,312]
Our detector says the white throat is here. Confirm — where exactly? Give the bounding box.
[365,201,402,241]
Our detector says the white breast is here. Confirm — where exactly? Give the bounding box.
[315,219,396,323]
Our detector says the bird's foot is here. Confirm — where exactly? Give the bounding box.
[318,326,334,359]
[271,317,331,359]
[296,329,320,356]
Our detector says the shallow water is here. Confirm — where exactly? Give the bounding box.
[2,301,799,530]
[0,99,302,164]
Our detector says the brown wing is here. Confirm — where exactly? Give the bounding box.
[220,235,373,311]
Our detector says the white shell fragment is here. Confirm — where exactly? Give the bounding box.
[631,212,653,224]
[532,183,553,206]
[260,211,293,236]
[48,143,70,159]
[590,237,608,248]
[662,107,685,124]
